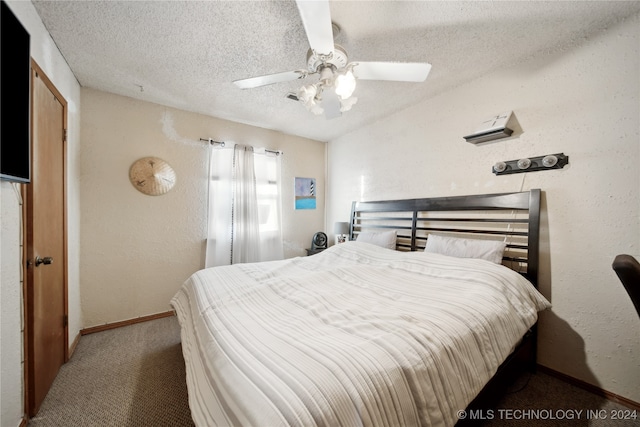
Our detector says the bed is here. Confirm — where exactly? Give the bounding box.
[171,189,551,427]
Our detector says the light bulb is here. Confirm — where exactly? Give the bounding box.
[542,155,558,167]
[335,70,356,100]
[517,158,531,170]
[493,161,507,173]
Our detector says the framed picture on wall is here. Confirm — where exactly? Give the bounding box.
[295,177,316,210]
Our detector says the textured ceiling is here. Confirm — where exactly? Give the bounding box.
[32,1,640,142]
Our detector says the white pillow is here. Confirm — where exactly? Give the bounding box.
[356,230,397,250]
[424,234,506,264]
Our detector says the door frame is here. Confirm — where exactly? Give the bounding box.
[22,59,69,418]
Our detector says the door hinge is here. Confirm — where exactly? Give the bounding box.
[63,315,68,327]
[63,128,67,142]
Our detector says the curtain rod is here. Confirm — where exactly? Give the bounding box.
[199,138,282,155]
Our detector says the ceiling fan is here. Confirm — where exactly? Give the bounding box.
[233,0,432,119]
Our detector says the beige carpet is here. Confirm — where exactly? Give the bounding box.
[479,369,638,426]
[29,316,637,427]
[28,316,194,427]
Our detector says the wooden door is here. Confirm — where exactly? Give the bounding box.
[24,61,68,417]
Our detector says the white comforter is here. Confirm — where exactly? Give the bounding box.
[171,241,551,427]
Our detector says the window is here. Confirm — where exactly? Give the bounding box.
[205,143,283,267]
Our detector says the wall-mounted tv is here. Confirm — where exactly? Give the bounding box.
[1,0,31,183]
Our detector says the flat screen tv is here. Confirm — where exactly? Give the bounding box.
[1,0,31,183]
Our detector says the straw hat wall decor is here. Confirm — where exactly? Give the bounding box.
[129,157,176,196]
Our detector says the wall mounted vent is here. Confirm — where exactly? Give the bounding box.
[464,111,514,144]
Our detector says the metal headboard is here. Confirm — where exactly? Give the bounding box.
[349,189,541,287]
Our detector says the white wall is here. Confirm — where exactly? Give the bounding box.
[0,1,82,426]
[327,13,639,403]
[80,89,326,327]
[0,184,23,427]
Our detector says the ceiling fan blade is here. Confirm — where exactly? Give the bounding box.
[233,70,307,89]
[353,62,432,82]
[296,0,334,55]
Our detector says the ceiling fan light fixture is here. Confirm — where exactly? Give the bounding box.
[318,64,336,86]
[233,1,431,120]
[335,69,357,100]
[310,104,324,115]
[305,96,324,115]
[297,84,324,115]
[340,96,358,112]
[297,84,317,104]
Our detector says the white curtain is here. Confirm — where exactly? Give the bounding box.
[205,143,283,267]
